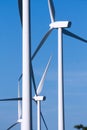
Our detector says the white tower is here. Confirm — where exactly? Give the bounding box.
[22,0,32,130]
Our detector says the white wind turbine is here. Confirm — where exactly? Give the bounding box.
[0,77,22,130]
[32,0,87,58]
[6,76,22,130]
[48,2,70,130]
[47,1,87,130]
[33,56,52,130]
[0,69,48,130]
[0,77,22,129]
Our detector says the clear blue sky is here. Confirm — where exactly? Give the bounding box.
[0,0,87,130]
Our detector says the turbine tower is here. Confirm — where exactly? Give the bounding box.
[50,21,71,130]
[48,1,70,130]
[22,0,32,130]
[18,1,49,130]
[7,76,22,130]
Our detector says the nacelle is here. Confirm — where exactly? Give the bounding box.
[33,96,46,101]
[49,21,71,28]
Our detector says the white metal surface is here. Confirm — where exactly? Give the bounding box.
[33,95,45,130]
[17,119,22,123]
[22,0,32,130]
[58,27,64,130]
[36,56,52,95]
[37,100,41,130]
[33,96,46,101]
[57,22,70,130]
[48,0,55,23]
[49,21,70,28]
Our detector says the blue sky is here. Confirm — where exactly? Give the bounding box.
[0,0,87,130]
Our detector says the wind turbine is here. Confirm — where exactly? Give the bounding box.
[49,18,70,130]
[31,0,87,61]
[74,124,84,129]
[0,75,22,129]
[33,56,51,130]
[0,70,48,130]
[6,76,22,130]
[31,64,48,130]
[47,1,87,130]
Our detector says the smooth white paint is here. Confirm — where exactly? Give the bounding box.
[36,56,52,95]
[58,27,64,130]
[49,21,70,28]
[49,21,70,130]
[33,96,46,101]
[37,100,41,130]
[22,0,32,130]
[33,96,45,130]
[48,0,55,23]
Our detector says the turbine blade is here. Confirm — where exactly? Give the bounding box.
[36,56,52,95]
[18,74,22,81]
[40,112,48,130]
[18,0,22,25]
[0,98,22,101]
[31,64,37,95]
[7,122,19,130]
[48,0,55,23]
[31,28,53,60]
[74,124,83,129]
[18,81,22,120]
[63,29,87,43]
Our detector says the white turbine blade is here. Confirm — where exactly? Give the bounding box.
[7,122,19,130]
[18,0,22,24]
[0,98,22,101]
[31,28,53,60]
[36,56,52,95]
[63,29,87,43]
[18,81,22,120]
[18,74,22,81]
[40,112,48,130]
[74,124,83,129]
[48,0,55,23]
